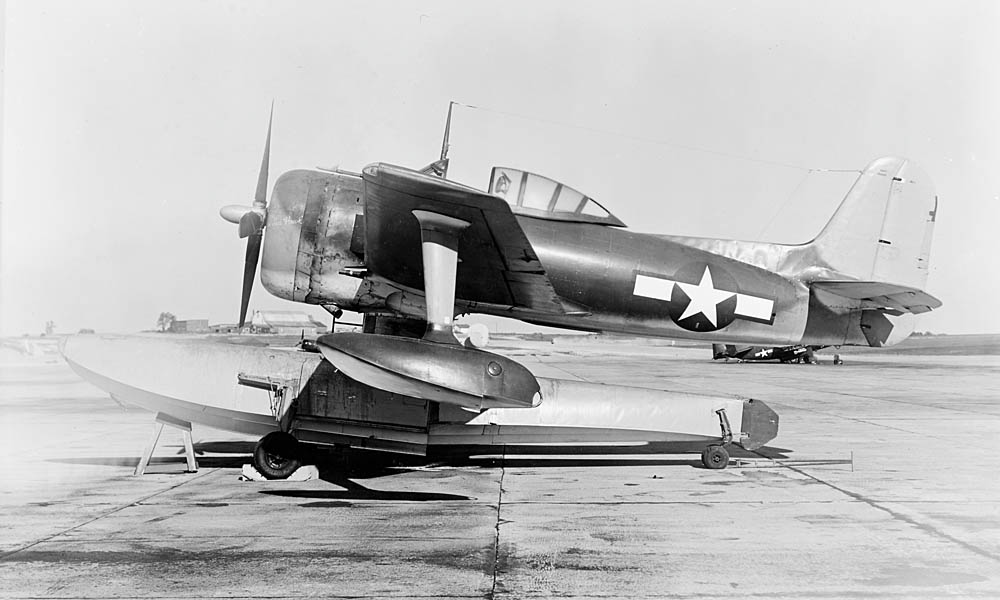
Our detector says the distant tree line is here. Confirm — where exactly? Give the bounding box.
[156,312,176,332]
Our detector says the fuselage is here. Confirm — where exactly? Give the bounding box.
[507,217,808,343]
[257,167,898,348]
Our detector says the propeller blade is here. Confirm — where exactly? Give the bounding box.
[235,104,273,328]
[254,102,273,208]
[239,232,263,328]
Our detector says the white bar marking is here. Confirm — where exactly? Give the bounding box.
[735,294,774,320]
[633,274,677,301]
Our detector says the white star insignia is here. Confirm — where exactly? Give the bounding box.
[632,266,775,326]
[675,266,735,326]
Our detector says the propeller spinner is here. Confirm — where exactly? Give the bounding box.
[220,103,273,328]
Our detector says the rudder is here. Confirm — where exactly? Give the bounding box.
[806,156,937,289]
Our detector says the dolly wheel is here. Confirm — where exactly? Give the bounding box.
[701,445,730,470]
[253,431,302,479]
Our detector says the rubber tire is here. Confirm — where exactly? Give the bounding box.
[253,431,302,480]
[701,445,730,470]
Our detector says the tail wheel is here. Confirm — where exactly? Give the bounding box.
[253,431,302,479]
[701,445,730,470]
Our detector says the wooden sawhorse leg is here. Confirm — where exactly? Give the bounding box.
[133,412,198,476]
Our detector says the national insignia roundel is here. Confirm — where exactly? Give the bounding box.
[632,263,776,333]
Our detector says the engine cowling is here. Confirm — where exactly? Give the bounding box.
[261,169,367,307]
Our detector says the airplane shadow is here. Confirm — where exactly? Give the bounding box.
[192,441,256,454]
[48,440,256,469]
[305,442,794,475]
[458,456,703,469]
[426,442,793,465]
[256,443,799,503]
[258,471,472,503]
[47,442,793,473]
[48,456,249,468]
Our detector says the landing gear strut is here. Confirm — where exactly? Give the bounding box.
[253,431,302,479]
[701,408,734,469]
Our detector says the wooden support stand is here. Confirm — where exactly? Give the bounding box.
[133,412,198,476]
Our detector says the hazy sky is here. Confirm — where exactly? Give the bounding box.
[2,1,998,336]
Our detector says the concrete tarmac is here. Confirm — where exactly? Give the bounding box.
[1,338,999,599]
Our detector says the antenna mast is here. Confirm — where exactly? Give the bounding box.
[438,101,455,179]
[421,101,453,179]
[440,101,453,165]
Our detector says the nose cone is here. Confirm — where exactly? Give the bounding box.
[61,334,242,405]
[220,204,252,224]
[60,334,180,411]
[60,334,321,436]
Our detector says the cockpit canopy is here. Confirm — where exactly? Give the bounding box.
[488,167,626,227]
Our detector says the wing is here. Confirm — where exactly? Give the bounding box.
[361,163,566,314]
[811,280,942,314]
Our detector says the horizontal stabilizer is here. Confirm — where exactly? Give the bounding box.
[812,281,942,314]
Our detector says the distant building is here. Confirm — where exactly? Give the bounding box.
[169,319,210,333]
[250,311,328,336]
[209,323,241,334]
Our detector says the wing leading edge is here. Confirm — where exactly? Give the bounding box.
[362,163,567,315]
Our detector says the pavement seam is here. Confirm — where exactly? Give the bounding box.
[769,376,1000,417]
[764,454,1000,564]
[706,374,1000,419]
[488,445,506,600]
[763,401,957,442]
[0,468,219,561]
[533,357,593,383]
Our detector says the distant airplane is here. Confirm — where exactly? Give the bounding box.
[712,343,824,364]
[65,104,939,478]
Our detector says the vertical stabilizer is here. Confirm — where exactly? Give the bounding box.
[806,157,937,289]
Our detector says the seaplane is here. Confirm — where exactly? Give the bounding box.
[63,103,939,477]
